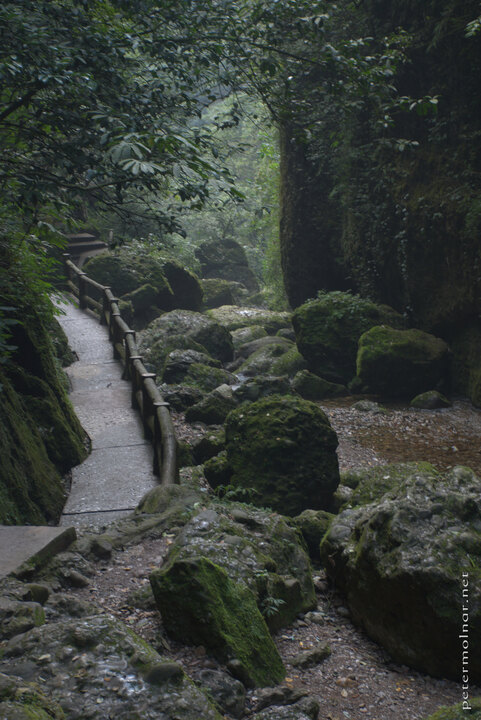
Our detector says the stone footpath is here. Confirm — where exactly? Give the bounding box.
[57,297,158,527]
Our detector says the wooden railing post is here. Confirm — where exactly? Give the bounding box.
[100,287,111,326]
[78,272,88,309]
[122,330,136,380]
[141,372,156,439]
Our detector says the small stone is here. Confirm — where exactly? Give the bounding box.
[144,662,184,685]
[291,643,331,669]
[337,606,350,618]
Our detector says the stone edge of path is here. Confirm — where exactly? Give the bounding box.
[0,525,76,581]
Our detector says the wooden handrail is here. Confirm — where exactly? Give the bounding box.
[63,254,178,485]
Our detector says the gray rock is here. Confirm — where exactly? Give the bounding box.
[0,614,223,719]
[194,669,246,718]
[291,643,331,668]
[410,390,452,409]
[233,375,291,403]
[320,464,481,682]
[140,309,234,364]
[150,502,316,635]
[163,349,221,384]
[160,383,205,410]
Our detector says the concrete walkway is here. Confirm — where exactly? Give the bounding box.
[57,298,158,527]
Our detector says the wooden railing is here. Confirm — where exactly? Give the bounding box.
[63,254,178,485]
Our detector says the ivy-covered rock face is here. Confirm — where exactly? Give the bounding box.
[140,309,234,364]
[356,326,450,398]
[195,237,259,292]
[292,292,405,384]
[225,395,340,516]
[320,465,481,682]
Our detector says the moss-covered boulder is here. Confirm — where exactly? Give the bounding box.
[292,292,405,384]
[83,250,203,312]
[0,675,65,720]
[151,557,285,687]
[225,395,340,516]
[271,346,307,378]
[292,509,335,562]
[204,451,232,488]
[201,278,236,309]
[185,385,237,425]
[356,326,450,398]
[208,306,291,334]
[451,324,481,408]
[163,349,221,384]
[195,238,259,292]
[233,375,291,403]
[410,390,451,409]
[291,369,346,400]
[83,251,173,304]
[184,363,237,393]
[238,342,295,378]
[140,309,234,364]
[192,429,226,464]
[338,462,436,510]
[119,283,164,327]
[231,325,268,349]
[423,699,481,719]
[151,502,315,636]
[159,383,205,410]
[161,259,203,311]
[320,465,481,682]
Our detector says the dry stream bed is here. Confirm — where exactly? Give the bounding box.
[73,396,481,719]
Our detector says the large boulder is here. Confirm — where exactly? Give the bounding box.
[320,464,481,682]
[201,278,236,308]
[238,341,294,378]
[163,349,221,384]
[0,614,223,719]
[292,292,404,384]
[185,385,238,424]
[150,502,316,637]
[208,306,291,334]
[291,369,346,400]
[83,250,203,313]
[150,557,284,688]
[225,395,340,516]
[140,310,234,364]
[356,326,450,398]
[195,238,259,292]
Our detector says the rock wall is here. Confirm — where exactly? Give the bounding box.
[0,308,88,524]
[278,0,481,403]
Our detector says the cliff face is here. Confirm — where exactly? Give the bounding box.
[0,306,88,524]
[279,1,481,403]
